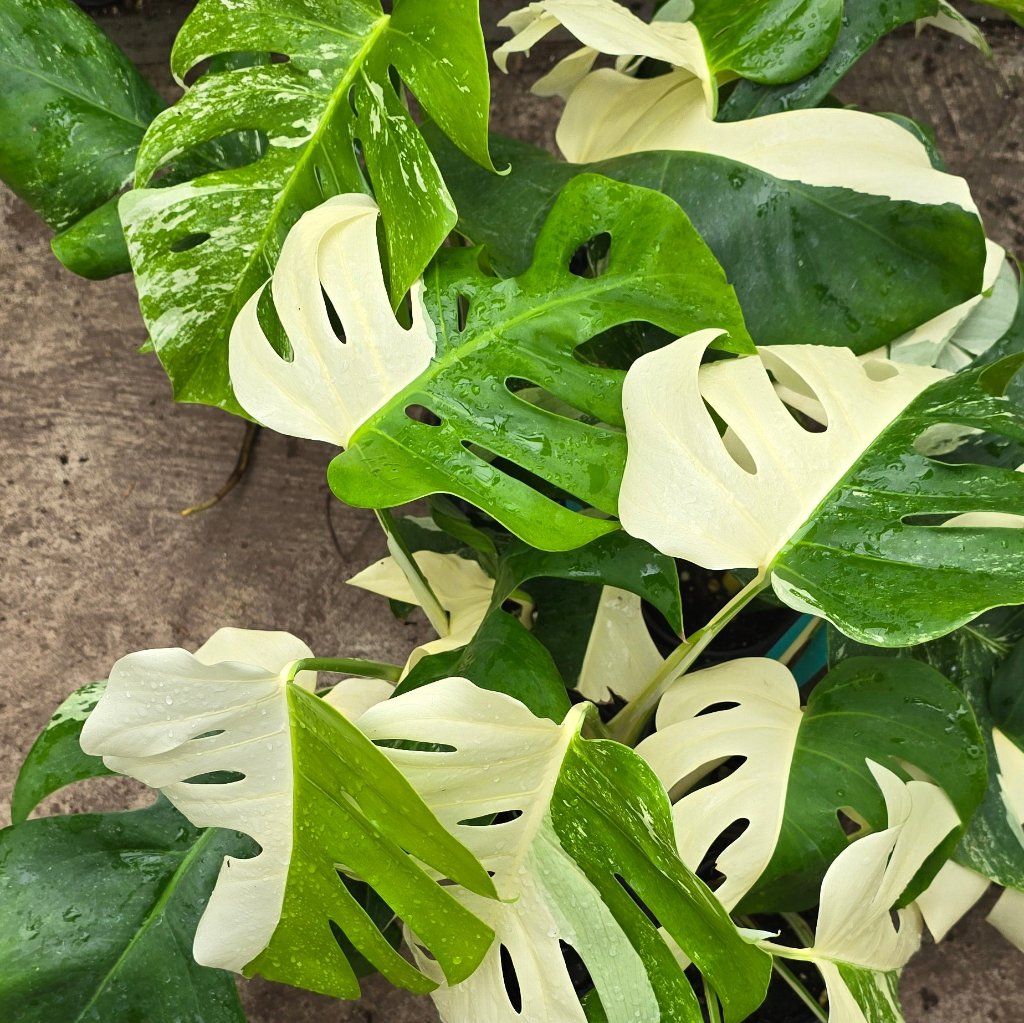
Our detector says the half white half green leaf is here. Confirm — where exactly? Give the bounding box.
[761,763,960,1023]
[636,655,985,913]
[79,628,496,999]
[358,677,772,1023]
[619,334,1024,645]
[121,0,493,411]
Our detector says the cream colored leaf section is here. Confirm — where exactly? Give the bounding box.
[556,68,975,212]
[916,860,991,942]
[918,2,991,55]
[576,586,664,703]
[348,551,496,675]
[358,678,655,1023]
[619,331,946,571]
[79,628,315,974]
[494,0,714,109]
[636,658,802,909]
[228,193,436,447]
[763,764,959,1023]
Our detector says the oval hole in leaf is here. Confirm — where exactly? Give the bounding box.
[405,404,442,427]
[182,770,246,785]
[559,939,595,998]
[169,232,212,254]
[372,738,457,753]
[500,944,523,1014]
[321,286,347,343]
[698,817,752,890]
[568,232,612,279]
[189,729,226,741]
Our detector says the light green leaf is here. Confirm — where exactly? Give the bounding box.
[429,130,987,353]
[322,173,751,551]
[359,677,772,1023]
[0,0,163,234]
[637,655,984,913]
[79,628,496,999]
[761,764,959,1023]
[0,799,250,1023]
[10,680,111,824]
[121,0,493,412]
[620,336,1024,645]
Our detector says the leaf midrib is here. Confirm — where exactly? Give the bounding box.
[151,14,392,399]
[73,827,216,1022]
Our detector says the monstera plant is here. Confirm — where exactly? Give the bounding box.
[3,0,1024,1021]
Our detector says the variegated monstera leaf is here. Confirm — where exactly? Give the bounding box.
[230,176,753,552]
[619,334,1024,645]
[80,628,497,999]
[358,677,771,1023]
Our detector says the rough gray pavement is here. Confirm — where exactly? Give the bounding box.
[1,4,1022,1021]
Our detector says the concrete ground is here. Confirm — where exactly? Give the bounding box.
[1,2,1022,1020]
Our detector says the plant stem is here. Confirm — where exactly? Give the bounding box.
[702,976,723,1023]
[609,570,768,745]
[180,421,260,516]
[287,657,402,683]
[771,959,827,1022]
[375,508,451,637]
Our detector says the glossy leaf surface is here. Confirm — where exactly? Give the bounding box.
[638,656,985,914]
[360,678,771,1023]
[689,0,842,84]
[80,629,496,998]
[0,799,249,1023]
[10,680,111,824]
[429,130,986,353]
[0,0,163,233]
[121,0,492,412]
[328,174,752,550]
[718,0,938,120]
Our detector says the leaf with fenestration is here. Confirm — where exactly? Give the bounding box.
[429,130,987,353]
[761,764,959,1023]
[636,655,984,912]
[357,677,771,1023]
[121,0,493,411]
[232,173,751,549]
[0,798,250,1023]
[80,628,496,998]
[619,334,1024,645]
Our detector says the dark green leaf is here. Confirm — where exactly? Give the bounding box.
[329,173,752,550]
[743,656,986,912]
[395,610,571,722]
[50,197,133,279]
[121,0,493,412]
[0,0,163,233]
[718,0,939,121]
[0,799,251,1023]
[429,129,986,354]
[772,355,1024,646]
[690,0,842,84]
[11,681,111,824]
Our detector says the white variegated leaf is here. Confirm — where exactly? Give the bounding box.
[359,678,770,1023]
[229,193,436,447]
[918,1,991,55]
[554,68,976,211]
[347,550,497,675]
[619,331,946,573]
[576,586,664,703]
[636,658,801,910]
[494,0,714,109]
[79,629,496,997]
[763,764,959,1023]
